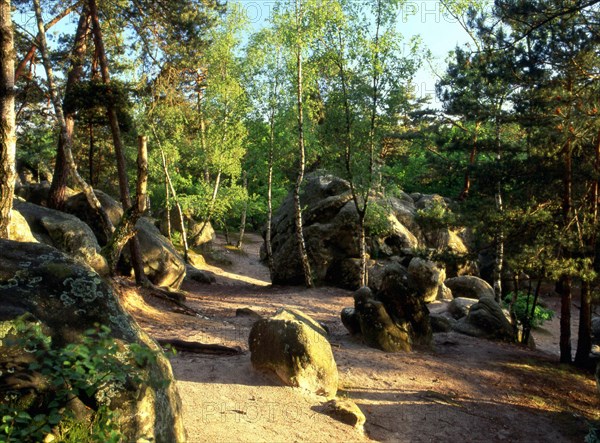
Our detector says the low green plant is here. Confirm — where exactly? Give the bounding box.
[0,320,156,442]
[503,292,555,328]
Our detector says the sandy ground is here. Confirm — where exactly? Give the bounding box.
[119,233,600,443]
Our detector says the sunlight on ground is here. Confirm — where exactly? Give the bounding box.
[212,268,271,287]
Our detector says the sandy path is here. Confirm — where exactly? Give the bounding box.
[120,233,599,442]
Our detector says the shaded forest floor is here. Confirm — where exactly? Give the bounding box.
[118,233,600,442]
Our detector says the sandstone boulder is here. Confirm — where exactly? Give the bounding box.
[13,201,108,276]
[375,263,432,347]
[157,208,216,247]
[454,296,514,342]
[354,288,412,352]
[430,313,456,333]
[8,208,37,243]
[65,191,186,289]
[268,175,422,288]
[249,308,338,397]
[448,297,478,320]
[0,240,185,442]
[341,307,361,335]
[408,258,446,303]
[445,276,495,300]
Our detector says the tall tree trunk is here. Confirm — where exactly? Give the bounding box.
[458,122,480,201]
[560,140,573,363]
[266,111,275,274]
[294,0,313,288]
[164,170,172,240]
[102,136,148,273]
[48,5,91,210]
[152,126,188,261]
[575,281,592,366]
[88,121,95,186]
[0,0,15,239]
[35,1,113,238]
[236,171,247,249]
[493,170,504,302]
[89,0,146,284]
[195,169,221,243]
[265,47,281,276]
[575,130,599,366]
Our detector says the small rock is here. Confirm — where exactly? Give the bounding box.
[341,307,361,335]
[185,265,216,284]
[236,308,262,320]
[323,398,366,429]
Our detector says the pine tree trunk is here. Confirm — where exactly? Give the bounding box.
[90,0,146,284]
[236,171,248,249]
[34,0,114,239]
[458,122,479,201]
[88,122,95,186]
[48,6,91,211]
[0,0,15,239]
[560,140,573,363]
[294,0,313,288]
[575,281,592,366]
[493,187,504,303]
[575,130,599,366]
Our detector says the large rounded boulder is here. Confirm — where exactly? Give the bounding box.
[445,275,495,300]
[267,175,424,288]
[353,287,412,352]
[13,200,108,276]
[0,240,186,442]
[249,308,338,397]
[407,257,446,303]
[454,296,514,342]
[65,191,186,289]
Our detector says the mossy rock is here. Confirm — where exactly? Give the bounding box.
[0,240,186,442]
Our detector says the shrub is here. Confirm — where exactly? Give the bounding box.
[502,292,555,328]
[0,319,156,442]
[364,202,393,237]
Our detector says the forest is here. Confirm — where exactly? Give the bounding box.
[0,0,599,441]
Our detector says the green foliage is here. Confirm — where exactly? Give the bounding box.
[0,319,157,443]
[502,292,555,328]
[415,199,457,231]
[364,202,393,237]
[586,421,600,443]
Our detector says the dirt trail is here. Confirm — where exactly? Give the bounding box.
[120,233,599,442]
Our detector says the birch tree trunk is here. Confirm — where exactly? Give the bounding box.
[293,0,313,288]
[0,0,15,238]
[153,126,189,262]
[236,171,248,249]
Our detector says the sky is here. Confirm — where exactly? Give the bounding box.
[230,0,473,106]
